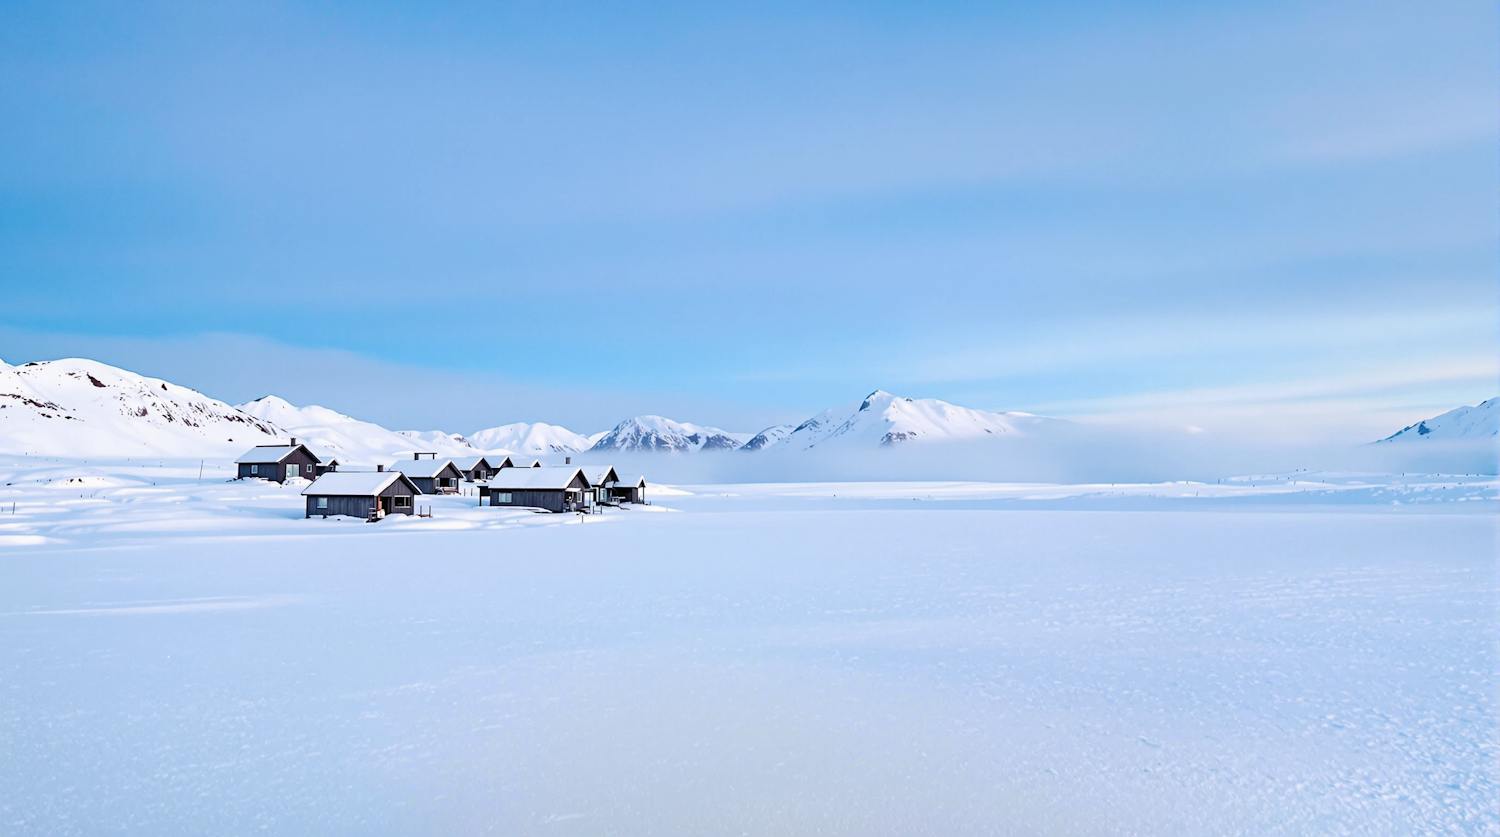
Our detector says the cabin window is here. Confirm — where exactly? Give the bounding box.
[287,464,299,478]
[249,464,258,475]
[317,497,328,509]
[495,492,512,504]
[393,495,412,509]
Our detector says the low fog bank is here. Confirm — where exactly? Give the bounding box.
[571,430,1499,485]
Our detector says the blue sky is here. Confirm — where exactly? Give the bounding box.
[1,0,1494,438]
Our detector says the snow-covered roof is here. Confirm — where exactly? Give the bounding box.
[485,467,588,490]
[453,456,496,471]
[614,473,646,487]
[387,458,460,479]
[583,465,619,486]
[235,443,318,465]
[301,471,415,496]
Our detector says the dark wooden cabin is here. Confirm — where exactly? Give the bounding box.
[235,440,321,483]
[610,474,647,504]
[301,471,419,520]
[314,458,341,477]
[389,455,464,494]
[486,467,592,513]
[455,455,511,482]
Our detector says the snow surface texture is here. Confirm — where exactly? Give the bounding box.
[467,422,595,455]
[0,457,1496,835]
[752,390,1068,450]
[590,415,752,453]
[0,357,281,457]
[1380,397,1499,442]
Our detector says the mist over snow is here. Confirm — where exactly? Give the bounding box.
[4,355,1495,479]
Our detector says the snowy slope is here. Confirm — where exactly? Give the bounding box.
[237,396,474,461]
[762,390,1068,450]
[467,422,594,455]
[397,429,476,452]
[741,424,796,451]
[1378,398,1499,442]
[0,357,281,457]
[590,416,751,453]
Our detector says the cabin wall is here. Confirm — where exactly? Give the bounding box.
[490,489,567,513]
[409,476,436,494]
[283,448,318,480]
[305,495,376,519]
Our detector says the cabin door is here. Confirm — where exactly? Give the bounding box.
[379,496,391,517]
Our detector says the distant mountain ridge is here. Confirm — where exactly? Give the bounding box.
[2,356,1088,462]
[467,422,595,455]
[1378,398,1499,443]
[747,390,1067,450]
[590,416,751,453]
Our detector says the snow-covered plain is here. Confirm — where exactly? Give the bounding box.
[0,457,1496,835]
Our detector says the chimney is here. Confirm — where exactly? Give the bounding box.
[377,464,384,472]
[290,437,297,446]
[565,456,571,465]
[413,453,420,460]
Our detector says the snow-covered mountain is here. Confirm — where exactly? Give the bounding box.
[0,357,282,457]
[236,396,475,462]
[1378,398,1499,443]
[590,416,751,453]
[756,390,1067,450]
[467,422,594,455]
[741,424,796,451]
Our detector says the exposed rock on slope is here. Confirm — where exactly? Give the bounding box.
[590,416,750,453]
[0,357,281,457]
[1378,398,1499,442]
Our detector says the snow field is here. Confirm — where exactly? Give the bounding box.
[0,460,1495,835]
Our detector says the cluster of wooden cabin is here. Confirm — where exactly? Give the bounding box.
[234,442,646,521]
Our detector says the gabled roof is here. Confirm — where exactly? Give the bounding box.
[614,473,647,488]
[484,466,589,491]
[387,458,462,479]
[453,456,489,471]
[301,471,417,496]
[583,465,619,487]
[236,443,321,465]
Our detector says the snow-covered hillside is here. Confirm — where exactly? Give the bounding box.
[237,396,475,462]
[397,429,476,451]
[761,390,1068,450]
[590,416,751,453]
[0,357,281,457]
[467,422,593,455]
[741,424,796,451]
[1378,398,1499,443]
